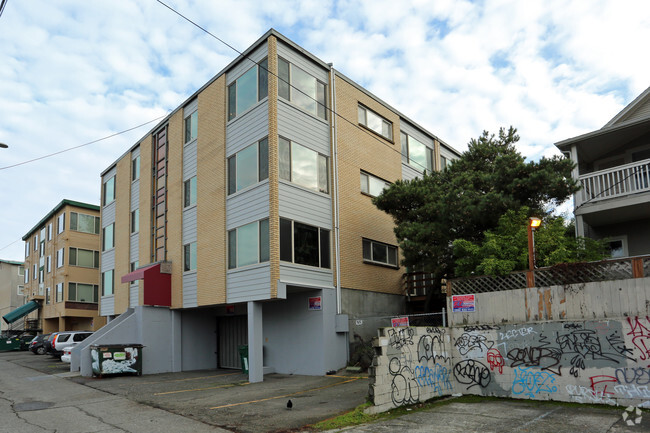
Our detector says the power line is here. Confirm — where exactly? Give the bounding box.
[0,115,168,171]
[155,0,436,174]
[0,0,8,19]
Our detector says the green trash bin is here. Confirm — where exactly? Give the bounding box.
[238,345,249,374]
[0,337,21,352]
[90,344,143,377]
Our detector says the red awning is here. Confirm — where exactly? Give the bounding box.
[121,263,160,283]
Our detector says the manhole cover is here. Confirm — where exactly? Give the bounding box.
[14,401,55,412]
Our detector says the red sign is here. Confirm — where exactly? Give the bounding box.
[452,294,476,312]
[391,317,410,327]
[308,296,322,311]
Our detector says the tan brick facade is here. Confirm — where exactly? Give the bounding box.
[138,134,153,305]
[267,36,280,299]
[113,155,132,313]
[166,113,184,309]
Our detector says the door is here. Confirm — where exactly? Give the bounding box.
[217,315,248,369]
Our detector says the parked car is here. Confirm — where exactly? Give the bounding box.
[49,331,93,358]
[29,334,51,355]
[60,346,73,363]
[43,332,59,356]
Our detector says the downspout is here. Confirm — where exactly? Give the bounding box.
[329,64,342,315]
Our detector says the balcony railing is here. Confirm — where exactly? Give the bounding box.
[578,158,650,205]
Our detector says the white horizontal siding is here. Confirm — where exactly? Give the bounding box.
[277,40,329,83]
[277,100,330,155]
[440,146,457,162]
[401,121,434,149]
[130,180,140,211]
[102,202,116,226]
[129,233,139,263]
[184,98,198,116]
[129,283,139,308]
[183,140,198,180]
[183,207,198,244]
[402,163,421,181]
[226,263,271,303]
[226,182,270,230]
[183,272,198,308]
[101,251,115,271]
[278,182,332,229]
[226,101,269,156]
[226,44,268,85]
[100,295,114,316]
[280,263,333,288]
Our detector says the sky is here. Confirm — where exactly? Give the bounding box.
[0,0,649,262]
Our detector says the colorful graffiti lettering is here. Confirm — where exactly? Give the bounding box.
[388,356,420,406]
[627,316,650,361]
[454,333,494,357]
[511,366,558,399]
[565,385,616,405]
[414,364,452,396]
[417,335,449,363]
[589,375,617,397]
[616,367,650,386]
[453,359,491,389]
[486,348,504,374]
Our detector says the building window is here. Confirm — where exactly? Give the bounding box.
[24,268,28,284]
[132,155,141,181]
[130,261,139,286]
[279,138,328,193]
[131,209,139,233]
[46,256,51,273]
[360,171,390,197]
[57,213,65,234]
[358,105,393,141]
[184,242,197,272]
[18,266,24,276]
[227,58,268,121]
[278,57,327,119]
[440,155,449,170]
[39,269,44,284]
[227,138,269,194]
[33,235,38,251]
[69,248,100,268]
[102,270,114,297]
[25,241,30,257]
[56,283,63,302]
[18,285,25,296]
[363,239,398,267]
[103,176,115,205]
[227,219,269,269]
[184,110,198,144]
[184,177,197,207]
[102,224,115,251]
[45,287,51,305]
[70,212,100,234]
[47,223,52,241]
[69,282,98,303]
[56,248,64,268]
[279,218,330,268]
[606,236,628,258]
[33,264,36,279]
[401,132,433,173]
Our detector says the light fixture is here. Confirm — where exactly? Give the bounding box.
[527,217,542,271]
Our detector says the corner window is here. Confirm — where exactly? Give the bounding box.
[102,224,115,251]
[363,239,398,267]
[46,256,51,273]
[360,171,390,197]
[102,270,114,297]
[24,268,29,284]
[280,218,330,268]
[227,138,268,194]
[57,213,65,234]
[70,282,99,303]
[69,248,100,268]
[184,242,197,272]
[33,235,38,251]
[47,223,52,241]
[131,209,139,233]
[278,57,327,119]
[227,219,269,269]
[56,248,64,268]
[184,177,197,207]
[358,105,392,141]
[56,283,63,302]
[184,110,198,144]
[70,212,100,234]
[25,241,30,257]
[45,287,51,305]
[227,58,268,121]
[132,155,141,181]
[279,138,329,193]
[401,132,433,173]
[103,176,115,205]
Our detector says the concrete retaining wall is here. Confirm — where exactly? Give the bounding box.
[369,316,650,413]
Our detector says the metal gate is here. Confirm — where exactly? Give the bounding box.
[217,315,247,369]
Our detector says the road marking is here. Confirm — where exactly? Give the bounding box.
[210,377,362,410]
[123,372,240,387]
[516,408,561,430]
[153,381,248,396]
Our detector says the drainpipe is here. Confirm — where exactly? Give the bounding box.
[329,63,342,315]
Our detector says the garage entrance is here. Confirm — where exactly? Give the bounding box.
[217,315,247,369]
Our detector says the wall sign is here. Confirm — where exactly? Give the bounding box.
[308,296,322,311]
[391,317,410,327]
[452,294,476,312]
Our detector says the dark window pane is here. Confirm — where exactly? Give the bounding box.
[280,218,293,262]
[317,81,326,119]
[259,219,269,262]
[69,248,77,266]
[294,222,319,267]
[363,239,371,260]
[228,83,236,120]
[258,138,268,181]
[258,58,268,101]
[70,212,78,231]
[387,246,398,266]
[228,230,237,269]
[228,156,236,195]
[372,242,387,264]
[320,229,330,269]
[401,132,408,164]
[278,58,290,100]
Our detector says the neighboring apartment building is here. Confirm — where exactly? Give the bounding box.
[555,86,650,257]
[0,259,25,334]
[22,200,107,334]
[84,29,460,380]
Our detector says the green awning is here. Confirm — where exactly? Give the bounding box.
[2,300,40,324]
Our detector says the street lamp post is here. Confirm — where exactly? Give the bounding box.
[528,217,542,271]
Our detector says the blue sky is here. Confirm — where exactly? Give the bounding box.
[0,0,649,262]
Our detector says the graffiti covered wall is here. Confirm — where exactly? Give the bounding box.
[369,317,650,413]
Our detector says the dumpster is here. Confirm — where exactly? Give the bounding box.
[238,345,248,374]
[90,344,143,377]
[0,337,21,352]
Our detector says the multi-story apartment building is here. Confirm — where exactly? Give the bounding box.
[0,259,26,334]
[81,29,459,380]
[555,86,650,257]
[22,200,106,334]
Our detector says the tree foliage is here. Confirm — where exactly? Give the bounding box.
[373,127,580,300]
[453,207,607,277]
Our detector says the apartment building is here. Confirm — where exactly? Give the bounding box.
[83,29,460,380]
[555,86,650,257]
[0,259,26,334]
[22,200,106,334]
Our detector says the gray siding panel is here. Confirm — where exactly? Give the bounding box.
[280,263,333,288]
[227,264,271,303]
[226,101,269,156]
[402,163,421,181]
[226,45,268,85]
[401,121,435,148]
[183,140,198,180]
[182,207,198,244]
[100,295,114,316]
[226,182,270,230]
[101,251,115,271]
[277,40,329,83]
[129,283,139,308]
[277,100,330,155]
[102,202,116,226]
[183,272,198,308]
[278,182,331,229]
[130,180,140,211]
[129,233,139,263]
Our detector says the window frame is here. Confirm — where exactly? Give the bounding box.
[279,218,330,269]
[362,238,399,268]
[70,212,100,234]
[131,209,139,234]
[227,138,269,195]
[183,241,197,272]
[102,223,115,251]
[400,131,434,173]
[46,255,51,273]
[278,57,327,120]
[103,176,116,206]
[47,223,52,241]
[56,248,64,268]
[56,282,63,303]
[227,219,270,269]
[358,104,393,141]
[184,176,197,208]
[69,247,100,269]
[102,270,114,297]
[69,282,99,303]
[184,109,198,144]
[360,171,391,197]
[132,155,141,181]
[25,241,30,257]
[227,58,268,121]
[57,213,65,234]
[278,137,329,194]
